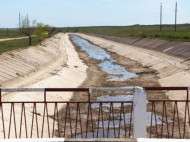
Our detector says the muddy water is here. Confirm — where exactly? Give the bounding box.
[71,35,138,81]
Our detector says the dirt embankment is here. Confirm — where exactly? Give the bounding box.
[0,37,27,42]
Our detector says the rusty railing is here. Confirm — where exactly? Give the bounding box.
[0,87,189,139]
[145,87,190,139]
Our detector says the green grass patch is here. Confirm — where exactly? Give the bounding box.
[0,37,41,54]
[59,24,190,42]
[0,28,59,39]
[0,28,25,39]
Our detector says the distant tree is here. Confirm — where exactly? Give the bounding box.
[47,27,56,37]
[74,29,78,33]
[35,23,50,41]
[20,15,36,45]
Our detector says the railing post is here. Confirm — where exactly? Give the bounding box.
[0,88,1,106]
[88,88,91,102]
[133,87,147,138]
[187,87,190,101]
[44,88,46,102]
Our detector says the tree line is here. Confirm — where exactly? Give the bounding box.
[19,15,56,45]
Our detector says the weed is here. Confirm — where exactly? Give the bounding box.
[184,36,189,39]
[16,73,20,76]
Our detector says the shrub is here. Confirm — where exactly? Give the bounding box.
[154,34,161,37]
[35,23,50,41]
[167,34,179,39]
[74,29,78,33]
[183,36,190,39]
[136,31,147,38]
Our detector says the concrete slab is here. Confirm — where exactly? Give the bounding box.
[0,34,62,85]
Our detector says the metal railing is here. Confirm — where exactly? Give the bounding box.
[0,87,189,139]
[0,87,135,139]
[145,87,190,139]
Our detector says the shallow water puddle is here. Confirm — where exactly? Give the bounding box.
[71,35,138,81]
[99,112,172,127]
[91,95,133,109]
[76,111,172,138]
[82,94,172,138]
[90,95,170,126]
[77,129,124,138]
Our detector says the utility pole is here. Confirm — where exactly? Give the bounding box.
[19,12,21,33]
[160,3,162,32]
[19,13,21,29]
[175,2,177,32]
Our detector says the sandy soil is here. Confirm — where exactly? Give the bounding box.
[0,33,87,138]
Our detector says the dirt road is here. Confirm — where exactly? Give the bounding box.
[0,37,27,42]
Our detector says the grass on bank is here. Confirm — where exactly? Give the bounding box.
[59,24,190,42]
[0,28,59,54]
[2,25,190,42]
[0,28,60,39]
[0,37,42,54]
[1,24,190,54]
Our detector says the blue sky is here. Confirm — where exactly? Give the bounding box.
[0,0,190,28]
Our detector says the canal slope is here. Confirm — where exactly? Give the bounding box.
[0,33,87,138]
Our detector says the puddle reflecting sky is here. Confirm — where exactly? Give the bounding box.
[91,95,133,109]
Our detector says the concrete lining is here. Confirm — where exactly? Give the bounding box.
[0,34,62,85]
[88,33,190,60]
